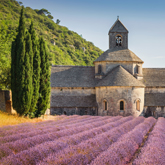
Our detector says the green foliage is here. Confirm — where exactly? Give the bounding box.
[48,14,53,20]
[11,6,33,115]
[37,37,50,117]
[20,32,33,114]
[0,0,103,90]
[11,6,26,112]
[37,8,51,15]
[29,21,41,113]
[56,19,60,24]
[0,21,13,89]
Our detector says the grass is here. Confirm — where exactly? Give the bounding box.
[0,110,43,127]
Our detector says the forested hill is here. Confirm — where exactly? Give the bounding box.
[0,0,103,89]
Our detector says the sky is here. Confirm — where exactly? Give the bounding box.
[20,0,165,68]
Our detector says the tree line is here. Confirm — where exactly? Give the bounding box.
[11,6,50,117]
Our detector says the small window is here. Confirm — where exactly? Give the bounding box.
[64,111,67,115]
[98,65,102,74]
[136,100,140,111]
[120,101,124,111]
[104,100,107,110]
[116,35,122,46]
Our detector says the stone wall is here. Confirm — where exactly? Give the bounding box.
[95,62,143,76]
[0,90,15,114]
[51,87,96,96]
[109,32,128,49]
[0,90,6,112]
[50,87,97,115]
[145,87,165,93]
[96,86,144,117]
[144,87,165,118]
[50,107,97,116]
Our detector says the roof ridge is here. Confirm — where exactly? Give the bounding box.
[52,65,94,68]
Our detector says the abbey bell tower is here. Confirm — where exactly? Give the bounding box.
[108,17,128,49]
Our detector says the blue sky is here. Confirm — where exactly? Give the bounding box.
[20,0,165,68]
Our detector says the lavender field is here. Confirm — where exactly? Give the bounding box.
[0,115,164,165]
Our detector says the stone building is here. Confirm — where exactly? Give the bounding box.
[50,18,165,118]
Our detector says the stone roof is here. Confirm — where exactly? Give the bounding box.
[145,93,165,106]
[94,48,143,63]
[109,19,128,33]
[142,68,165,87]
[96,65,145,87]
[51,95,97,107]
[51,65,98,88]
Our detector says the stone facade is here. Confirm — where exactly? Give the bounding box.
[50,18,165,118]
[96,87,144,117]
[51,87,98,115]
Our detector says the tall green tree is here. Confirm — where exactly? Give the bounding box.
[11,6,33,115]
[18,32,33,115]
[29,21,41,114]
[11,6,26,111]
[37,37,50,116]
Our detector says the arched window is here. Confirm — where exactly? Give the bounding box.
[104,100,107,110]
[136,100,140,111]
[120,101,124,110]
[116,35,122,46]
[64,111,67,115]
[98,65,102,74]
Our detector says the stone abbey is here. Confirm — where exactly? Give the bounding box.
[50,18,165,118]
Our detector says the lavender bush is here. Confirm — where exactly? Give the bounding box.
[1,116,163,165]
[90,117,156,165]
[0,116,122,160]
[133,117,165,165]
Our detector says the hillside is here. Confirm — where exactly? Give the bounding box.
[0,0,103,89]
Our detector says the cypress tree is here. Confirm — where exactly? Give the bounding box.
[11,6,33,115]
[11,6,26,113]
[37,37,50,116]
[29,21,41,113]
[11,40,17,109]
[18,32,33,115]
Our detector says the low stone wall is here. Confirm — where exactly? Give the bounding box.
[0,89,16,114]
[0,90,6,112]
[50,107,97,116]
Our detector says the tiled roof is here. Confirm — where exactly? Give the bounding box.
[94,48,143,63]
[145,93,165,106]
[142,68,165,87]
[96,65,145,87]
[51,65,99,88]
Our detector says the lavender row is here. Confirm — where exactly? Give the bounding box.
[133,117,165,165]
[37,116,143,165]
[0,115,93,136]
[0,116,126,165]
[0,116,110,144]
[0,116,122,160]
[91,117,156,165]
[0,115,99,137]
